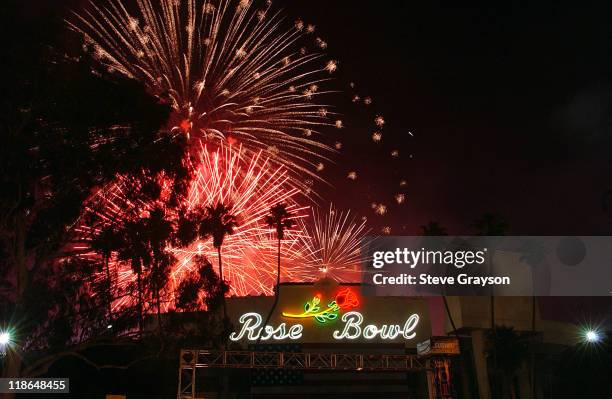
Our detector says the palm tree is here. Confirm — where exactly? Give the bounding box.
[114,219,150,333]
[260,203,295,338]
[473,212,508,330]
[420,221,459,338]
[473,212,509,390]
[420,221,448,236]
[144,207,175,330]
[113,207,175,333]
[473,212,509,237]
[473,213,509,318]
[90,225,121,323]
[199,202,238,319]
[265,203,295,292]
[486,326,528,399]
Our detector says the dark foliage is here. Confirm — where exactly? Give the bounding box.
[0,0,197,378]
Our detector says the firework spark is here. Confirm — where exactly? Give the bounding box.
[77,144,313,308]
[70,0,337,186]
[174,144,310,297]
[299,204,370,282]
[374,203,387,215]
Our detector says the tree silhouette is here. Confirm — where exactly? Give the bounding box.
[265,203,295,292]
[0,2,191,378]
[473,212,509,236]
[260,203,295,340]
[420,221,448,236]
[89,225,122,322]
[143,207,176,330]
[198,202,238,319]
[473,212,509,328]
[473,212,510,394]
[420,221,459,338]
[114,219,151,333]
[175,256,229,313]
[486,326,528,399]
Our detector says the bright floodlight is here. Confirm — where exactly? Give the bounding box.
[585,330,600,343]
[0,332,10,345]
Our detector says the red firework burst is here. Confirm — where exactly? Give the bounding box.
[76,144,314,310]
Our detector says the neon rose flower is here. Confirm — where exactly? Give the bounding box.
[334,288,359,310]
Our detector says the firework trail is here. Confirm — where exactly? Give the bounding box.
[67,0,403,303]
[69,0,337,188]
[76,144,313,308]
[170,143,311,296]
[299,204,371,282]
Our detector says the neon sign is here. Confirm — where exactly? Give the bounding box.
[228,313,303,341]
[228,311,420,342]
[282,288,360,323]
[229,288,420,342]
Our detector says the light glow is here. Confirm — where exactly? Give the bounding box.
[0,331,11,346]
[585,329,600,343]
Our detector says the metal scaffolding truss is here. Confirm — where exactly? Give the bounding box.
[180,349,427,370]
[177,349,428,399]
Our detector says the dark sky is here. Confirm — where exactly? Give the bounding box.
[10,0,612,328]
[287,0,612,235]
[14,0,612,235]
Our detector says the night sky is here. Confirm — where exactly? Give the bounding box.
[13,0,612,236]
[287,0,612,235]
[7,0,612,331]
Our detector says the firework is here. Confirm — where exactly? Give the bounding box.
[299,205,370,282]
[77,144,313,308]
[67,0,405,303]
[173,144,311,296]
[374,203,387,215]
[69,0,337,187]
